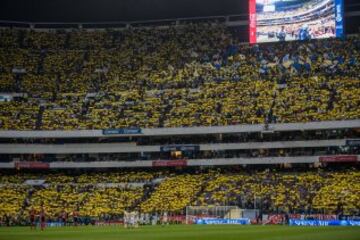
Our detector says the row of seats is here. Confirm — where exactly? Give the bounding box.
[0,171,159,184]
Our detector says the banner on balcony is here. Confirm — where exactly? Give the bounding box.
[319,155,358,163]
[102,128,142,135]
[152,160,187,167]
[15,162,50,169]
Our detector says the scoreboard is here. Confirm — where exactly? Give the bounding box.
[249,0,344,43]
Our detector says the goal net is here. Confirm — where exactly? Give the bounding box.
[185,206,258,225]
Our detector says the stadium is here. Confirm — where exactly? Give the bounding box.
[0,0,359,239]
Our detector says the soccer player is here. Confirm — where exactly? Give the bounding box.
[129,212,135,228]
[124,211,129,228]
[151,213,158,226]
[61,209,67,226]
[73,210,79,227]
[39,207,46,231]
[29,208,36,230]
[73,210,80,227]
[161,211,169,226]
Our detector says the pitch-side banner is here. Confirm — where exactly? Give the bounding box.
[196,218,250,225]
[249,0,344,44]
[290,219,360,226]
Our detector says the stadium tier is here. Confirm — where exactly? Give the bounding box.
[0,26,359,130]
[0,169,359,225]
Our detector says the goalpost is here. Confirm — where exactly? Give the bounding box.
[185,206,259,225]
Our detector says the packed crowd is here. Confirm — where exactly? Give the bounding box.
[0,168,359,225]
[0,171,158,224]
[140,168,359,215]
[0,24,359,130]
[0,186,27,219]
[140,174,206,213]
[195,169,360,215]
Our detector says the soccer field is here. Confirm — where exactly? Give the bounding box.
[0,225,359,240]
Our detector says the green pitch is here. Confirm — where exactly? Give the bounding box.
[0,225,359,240]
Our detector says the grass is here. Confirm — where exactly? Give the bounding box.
[0,225,359,240]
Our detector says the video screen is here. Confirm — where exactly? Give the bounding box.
[249,0,344,44]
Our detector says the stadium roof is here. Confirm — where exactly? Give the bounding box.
[0,0,358,23]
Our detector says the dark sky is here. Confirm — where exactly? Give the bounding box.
[0,0,357,23]
[0,0,247,22]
